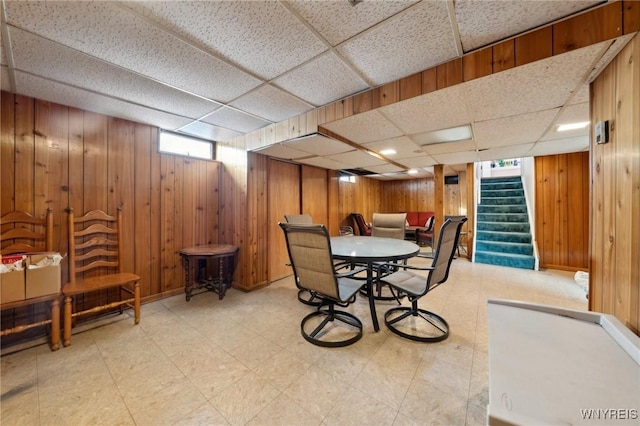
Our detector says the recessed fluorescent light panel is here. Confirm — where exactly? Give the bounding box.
[557,121,590,132]
[414,124,473,146]
[380,149,396,156]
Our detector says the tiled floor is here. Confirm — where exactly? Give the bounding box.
[1,253,587,425]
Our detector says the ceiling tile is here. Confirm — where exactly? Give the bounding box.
[570,84,590,105]
[528,137,589,157]
[477,143,535,162]
[541,103,589,141]
[455,0,601,52]
[4,1,262,103]
[366,163,406,174]
[336,1,459,85]
[288,0,417,46]
[14,71,192,130]
[125,1,327,81]
[381,85,472,135]
[431,151,479,165]
[395,155,439,168]
[202,107,271,134]
[361,136,424,160]
[286,134,354,156]
[462,41,608,122]
[178,121,241,142]
[326,150,386,168]
[474,109,559,149]
[296,156,351,171]
[420,139,477,155]
[321,110,403,144]
[252,143,311,161]
[273,52,368,106]
[229,84,313,123]
[9,27,221,120]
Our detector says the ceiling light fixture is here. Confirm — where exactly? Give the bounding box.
[413,124,473,146]
[407,169,418,174]
[380,149,396,156]
[557,121,590,132]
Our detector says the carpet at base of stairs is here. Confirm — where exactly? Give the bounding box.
[475,250,535,270]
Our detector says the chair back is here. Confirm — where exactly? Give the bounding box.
[279,223,340,300]
[351,213,371,236]
[371,213,406,240]
[428,216,467,290]
[68,207,124,284]
[1,209,53,255]
[284,214,313,225]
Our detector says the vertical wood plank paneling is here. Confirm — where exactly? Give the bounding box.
[301,165,328,226]
[134,123,152,297]
[553,2,622,55]
[180,158,197,249]
[399,72,422,101]
[160,155,178,291]
[107,118,135,273]
[436,58,463,89]
[433,165,445,244]
[83,112,108,213]
[352,91,373,115]
[245,151,268,289]
[590,33,640,334]
[421,67,437,94]
[268,159,300,281]
[492,40,515,72]
[172,157,184,289]
[516,27,553,66]
[567,153,585,268]
[463,48,493,81]
[149,128,162,295]
[1,92,15,215]
[623,0,640,33]
[14,95,35,213]
[33,99,50,218]
[327,170,340,234]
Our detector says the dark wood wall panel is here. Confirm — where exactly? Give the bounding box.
[1,92,221,338]
[590,33,639,335]
[534,152,590,271]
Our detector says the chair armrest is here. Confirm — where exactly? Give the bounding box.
[335,266,367,278]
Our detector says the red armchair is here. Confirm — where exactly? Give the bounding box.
[351,213,372,236]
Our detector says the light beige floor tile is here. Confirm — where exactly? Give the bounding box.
[172,401,230,426]
[351,357,415,411]
[229,334,283,370]
[208,371,280,426]
[324,384,397,426]
[0,384,40,425]
[125,376,208,426]
[245,393,322,426]
[283,365,350,420]
[466,402,488,426]
[253,349,311,391]
[399,377,467,425]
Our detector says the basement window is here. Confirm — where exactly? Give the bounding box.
[159,130,214,160]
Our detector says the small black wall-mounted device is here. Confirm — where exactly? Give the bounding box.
[595,120,609,144]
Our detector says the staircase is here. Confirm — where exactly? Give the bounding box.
[475,176,535,270]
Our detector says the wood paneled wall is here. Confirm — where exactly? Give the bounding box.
[1,92,220,332]
[535,152,590,271]
[590,33,639,335]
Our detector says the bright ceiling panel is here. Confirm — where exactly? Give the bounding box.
[179,121,242,142]
[541,103,590,141]
[361,136,424,160]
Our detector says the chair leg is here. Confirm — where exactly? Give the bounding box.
[50,298,60,351]
[63,296,72,347]
[134,282,140,324]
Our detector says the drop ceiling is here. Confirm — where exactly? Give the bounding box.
[0,0,632,180]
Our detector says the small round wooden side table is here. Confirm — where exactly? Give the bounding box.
[179,244,238,301]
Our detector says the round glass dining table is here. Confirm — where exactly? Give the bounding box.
[330,236,420,331]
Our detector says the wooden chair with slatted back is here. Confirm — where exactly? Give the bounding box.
[63,206,140,347]
[1,209,61,350]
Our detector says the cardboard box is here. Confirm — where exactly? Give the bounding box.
[25,253,61,299]
[1,269,26,304]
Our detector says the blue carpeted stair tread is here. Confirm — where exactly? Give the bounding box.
[475,176,535,270]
